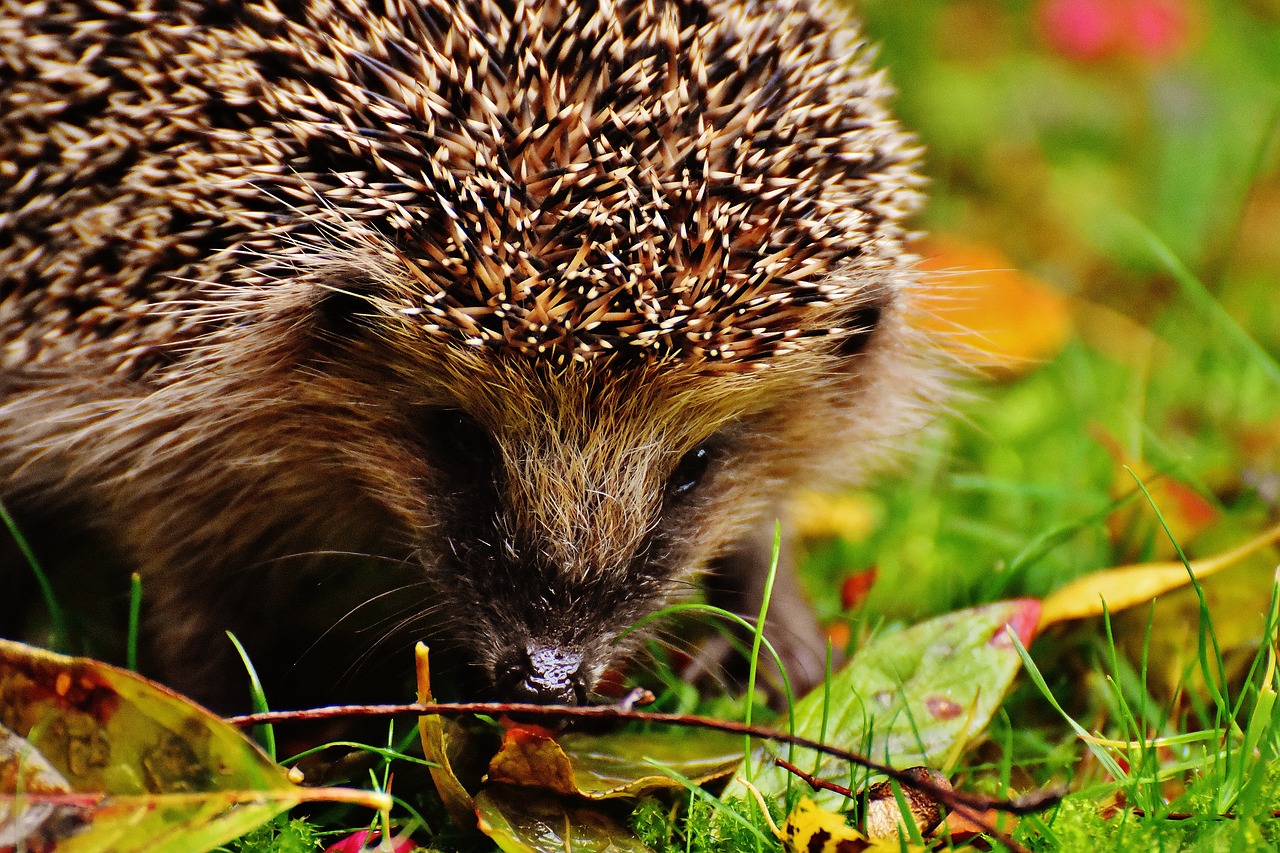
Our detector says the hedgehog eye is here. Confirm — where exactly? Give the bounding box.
[666,442,715,501]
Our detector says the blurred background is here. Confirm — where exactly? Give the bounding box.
[794,0,1280,700]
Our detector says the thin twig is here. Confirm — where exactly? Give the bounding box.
[774,757,854,798]
[1130,807,1280,820]
[228,700,1063,819]
[775,757,1031,853]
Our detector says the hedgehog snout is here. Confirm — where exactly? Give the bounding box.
[493,642,589,705]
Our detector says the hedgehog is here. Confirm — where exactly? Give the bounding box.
[0,0,936,711]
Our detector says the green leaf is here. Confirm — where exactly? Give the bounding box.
[0,639,389,853]
[726,600,1040,808]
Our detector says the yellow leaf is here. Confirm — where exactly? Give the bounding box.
[788,491,879,543]
[779,798,866,852]
[779,798,930,852]
[415,643,477,828]
[1039,521,1280,627]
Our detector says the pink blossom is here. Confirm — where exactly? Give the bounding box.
[1126,0,1192,61]
[1038,0,1194,64]
[1038,0,1123,62]
[323,827,419,853]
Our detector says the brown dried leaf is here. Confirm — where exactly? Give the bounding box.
[863,767,949,840]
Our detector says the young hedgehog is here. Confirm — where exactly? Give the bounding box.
[0,0,937,711]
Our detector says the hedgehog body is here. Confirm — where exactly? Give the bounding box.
[0,0,934,709]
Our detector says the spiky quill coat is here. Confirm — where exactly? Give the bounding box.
[0,0,937,708]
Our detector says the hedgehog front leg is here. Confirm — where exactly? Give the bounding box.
[697,517,831,701]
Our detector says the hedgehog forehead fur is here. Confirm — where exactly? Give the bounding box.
[2,0,922,377]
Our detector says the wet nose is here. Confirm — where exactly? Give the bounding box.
[500,644,586,705]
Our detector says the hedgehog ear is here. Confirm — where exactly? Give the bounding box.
[832,301,884,359]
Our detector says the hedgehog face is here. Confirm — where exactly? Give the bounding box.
[302,259,919,704]
[395,366,783,703]
[305,260,914,704]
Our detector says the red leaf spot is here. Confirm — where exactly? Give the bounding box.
[989,599,1042,648]
[926,695,965,720]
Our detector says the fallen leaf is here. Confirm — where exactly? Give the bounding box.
[726,600,1041,808]
[415,644,477,828]
[790,491,879,543]
[413,645,741,850]
[841,568,879,612]
[826,622,853,651]
[1109,543,1280,701]
[475,786,654,853]
[776,797,930,853]
[487,726,742,799]
[779,798,867,852]
[1038,520,1280,627]
[1071,299,1166,371]
[1091,424,1220,559]
[0,723,86,852]
[487,729,576,796]
[0,639,388,853]
[938,806,1011,842]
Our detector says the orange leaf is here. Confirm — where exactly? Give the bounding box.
[912,237,1072,378]
[1091,424,1220,556]
[487,728,578,796]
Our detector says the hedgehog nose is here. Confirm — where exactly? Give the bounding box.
[504,644,586,705]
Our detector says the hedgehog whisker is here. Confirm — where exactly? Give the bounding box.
[335,603,455,689]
